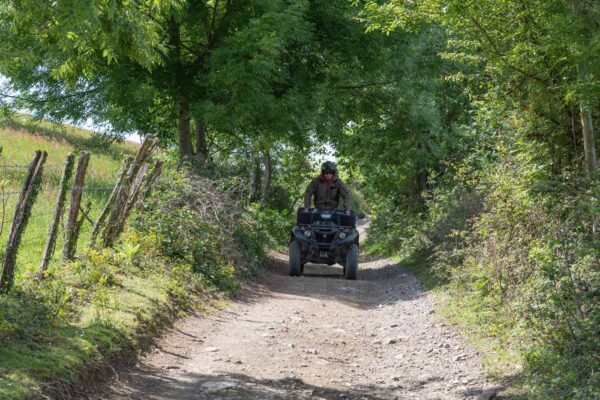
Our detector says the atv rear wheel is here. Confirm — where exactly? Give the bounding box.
[344,244,359,280]
[288,240,302,276]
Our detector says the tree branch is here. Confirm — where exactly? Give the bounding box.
[468,16,550,85]
[335,80,395,90]
[0,88,99,104]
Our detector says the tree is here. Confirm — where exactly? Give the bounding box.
[0,0,391,163]
[358,0,599,175]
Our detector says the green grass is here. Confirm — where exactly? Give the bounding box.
[0,261,187,399]
[0,115,160,399]
[0,116,248,400]
[0,114,138,281]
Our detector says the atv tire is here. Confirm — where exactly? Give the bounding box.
[344,244,359,280]
[289,240,302,276]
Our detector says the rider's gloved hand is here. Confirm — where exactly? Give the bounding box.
[345,210,351,216]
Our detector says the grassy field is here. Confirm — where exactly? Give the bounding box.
[0,114,138,281]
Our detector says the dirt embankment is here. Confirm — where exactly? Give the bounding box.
[84,240,505,400]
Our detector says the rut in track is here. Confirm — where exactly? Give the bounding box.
[86,244,504,399]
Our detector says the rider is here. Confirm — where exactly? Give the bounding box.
[304,161,352,215]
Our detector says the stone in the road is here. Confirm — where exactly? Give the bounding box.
[200,381,237,392]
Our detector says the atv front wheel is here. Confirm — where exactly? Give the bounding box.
[344,244,359,280]
[288,240,302,276]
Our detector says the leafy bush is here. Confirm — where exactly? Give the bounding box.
[129,166,267,293]
[246,203,294,251]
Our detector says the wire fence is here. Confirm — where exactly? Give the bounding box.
[0,164,113,251]
[0,135,160,291]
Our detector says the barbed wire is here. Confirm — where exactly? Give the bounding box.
[0,218,14,226]
[0,152,154,279]
[1,165,120,183]
[1,164,31,169]
[1,212,100,236]
[0,191,26,196]
[2,162,121,170]
[0,185,120,196]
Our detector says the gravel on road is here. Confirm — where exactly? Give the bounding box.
[86,248,505,400]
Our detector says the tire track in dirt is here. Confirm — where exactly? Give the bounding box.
[86,245,504,400]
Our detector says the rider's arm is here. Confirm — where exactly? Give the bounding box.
[339,180,352,211]
[304,179,317,208]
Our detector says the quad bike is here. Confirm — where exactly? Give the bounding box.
[289,208,365,280]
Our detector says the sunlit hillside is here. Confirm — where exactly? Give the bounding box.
[0,114,138,279]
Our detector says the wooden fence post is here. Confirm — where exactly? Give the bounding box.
[106,159,164,243]
[37,153,75,277]
[123,163,149,216]
[0,150,47,291]
[90,155,132,246]
[137,160,164,209]
[102,135,157,247]
[62,151,90,260]
[110,160,152,240]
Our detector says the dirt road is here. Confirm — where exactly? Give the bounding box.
[88,246,503,400]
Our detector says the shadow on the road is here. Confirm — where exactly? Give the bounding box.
[94,368,400,400]
[87,368,517,400]
[230,253,427,311]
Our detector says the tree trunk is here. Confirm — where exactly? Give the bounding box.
[415,169,428,206]
[580,103,597,175]
[415,139,428,206]
[195,117,209,159]
[250,156,261,202]
[177,94,194,159]
[168,16,193,160]
[261,149,272,204]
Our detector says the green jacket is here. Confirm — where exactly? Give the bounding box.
[304,174,351,211]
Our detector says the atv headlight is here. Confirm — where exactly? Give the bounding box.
[304,230,311,237]
[339,232,346,239]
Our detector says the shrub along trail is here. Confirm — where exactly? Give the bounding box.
[88,248,505,399]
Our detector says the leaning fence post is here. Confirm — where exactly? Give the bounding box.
[62,151,90,260]
[90,156,132,246]
[0,150,47,291]
[37,153,75,278]
[103,135,157,247]
[111,160,152,240]
[137,160,163,209]
[108,159,164,243]
[122,163,149,218]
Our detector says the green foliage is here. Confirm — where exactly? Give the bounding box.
[0,0,390,160]
[0,0,598,398]
[0,0,172,83]
[379,133,599,399]
[247,204,294,251]
[0,124,273,398]
[0,159,274,398]
[130,165,267,293]
[351,2,600,397]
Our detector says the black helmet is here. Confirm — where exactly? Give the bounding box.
[321,161,337,173]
